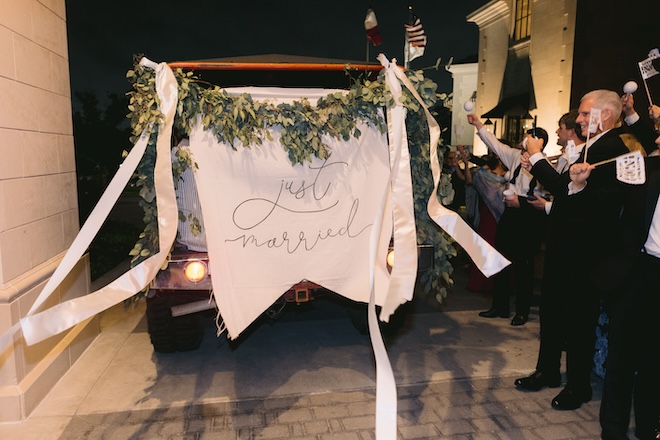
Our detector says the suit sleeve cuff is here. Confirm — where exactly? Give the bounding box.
[624,112,640,126]
[529,152,545,165]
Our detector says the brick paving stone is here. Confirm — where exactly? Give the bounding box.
[159,419,187,436]
[397,410,418,426]
[533,423,582,439]
[397,396,421,412]
[506,396,547,414]
[416,394,442,411]
[289,422,305,437]
[199,430,240,440]
[347,400,376,416]
[225,413,266,429]
[308,393,336,406]
[485,388,523,402]
[342,415,376,431]
[331,391,373,403]
[445,390,489,406]
[505,411,537,428]
[471,415,508,432]
[261,396,308,411]
[312,404,350,419]
[210,415,230,430]
[411,407,443,424]
[328,418,343,432]
[272,407,314,423]
[436,419,476,437]
[398,384,427,398]
[189,402,234,417]
[302,419,331,435]
[571,419,602,437]
[187,417,214,433]
[320,432,361,440]
[471,432,501,440]
[234,400,265,414]
[428,379,474,395]
[540,406,589,424]
[97,422,160,439]
[484,401,520,416]
[252,423,291,439]
[398,423,440,439]
[577,402,600,420]
[358,429,376,440]
[496,428,543,440]
[434,404,477,420]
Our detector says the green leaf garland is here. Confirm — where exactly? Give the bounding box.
[125,57,456,304]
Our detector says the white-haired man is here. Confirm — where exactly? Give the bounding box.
[514,90,629,411]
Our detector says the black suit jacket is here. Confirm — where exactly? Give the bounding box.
[602,156,660,296]
[531,129,629,290]
[642,157,660,235]
[620,118,658,155]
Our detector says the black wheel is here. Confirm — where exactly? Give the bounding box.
[173,313,203,352]
[146,293,176,353]
[146,291,205,353]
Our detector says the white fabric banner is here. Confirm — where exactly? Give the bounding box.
[188,88,400,339]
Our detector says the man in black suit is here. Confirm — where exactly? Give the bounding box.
[573,129,660,439]
[514,90,629,410]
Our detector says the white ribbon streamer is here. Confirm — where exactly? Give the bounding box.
[379,60,418,321]
[367,183,397,440]
[0,58,179,348]
[378,54,511,277]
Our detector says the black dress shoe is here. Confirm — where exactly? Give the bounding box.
[551,387,592,410]
[514,371,561,391]
[478,307,509,318]
[510,314,528,326]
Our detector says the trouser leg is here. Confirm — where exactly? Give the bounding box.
[490,265,511,314]
[633,256,660,439]
[537,278,564,376]
[514,256,534,317]
[600,293,635,439]
[565,280,599,393]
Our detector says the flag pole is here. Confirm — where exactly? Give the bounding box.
[583,131,592,163]
[366,38,370,65]
[404,5,414,69]
[642,77,654,106]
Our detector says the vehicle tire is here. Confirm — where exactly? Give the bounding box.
[173,313,203,352]
[146,294,177,353]
[146,291,204,353]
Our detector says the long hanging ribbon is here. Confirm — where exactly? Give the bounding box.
[0,58,179,350]
[379,60,418,321]
[378,55,511,278]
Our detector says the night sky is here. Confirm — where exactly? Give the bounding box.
[65,1,489,103]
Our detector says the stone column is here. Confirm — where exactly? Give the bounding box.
[0,0,98,422]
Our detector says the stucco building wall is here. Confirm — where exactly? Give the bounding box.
[468,0,578,157]
[0,0,97,422]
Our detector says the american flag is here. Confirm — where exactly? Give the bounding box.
[404,12,426,67]
[405,18,426,49]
